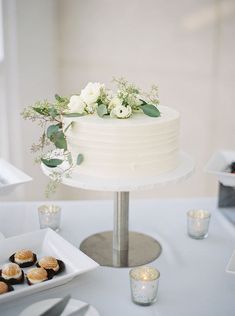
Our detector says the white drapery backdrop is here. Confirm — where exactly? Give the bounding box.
[0,0,9,161]
[1,0,23,166]
[1,0,235,201]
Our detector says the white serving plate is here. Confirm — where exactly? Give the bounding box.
[205,150,235,187]
[0,158,32,195]
[0,229,99,303]
[19,298,100,316]
[226,250,235,274]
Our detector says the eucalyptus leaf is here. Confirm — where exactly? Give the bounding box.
[55,132,67,150]
[76,153,84,165]
[97,104,108,117]
[139,99,146,105]
[41,158,63,168]
[47,124,60,139]
[63,113,84,117]
[48,107,59,118]
[141,104,160,117]
[50,131,67,150]
[67,152,73,165]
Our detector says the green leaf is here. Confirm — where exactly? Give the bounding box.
[97,104,108,117]
[33,107,50,116]
[76,153,84,165]
[47,124,60,139]
[63,113,84,117]
[41,158,63,168]
[55,94,64,102]
[139,99,146,105]
[50,131,67,150]
[48,107,59,118]
[141,104,160,117]
[67,152,73,165]
[55,132,67,150]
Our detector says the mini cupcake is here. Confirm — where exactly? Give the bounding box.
[9,249,37,268]
[0,277,14,295]
[36,256,65,275]
[26,267,53,286]
[0,263,24,285]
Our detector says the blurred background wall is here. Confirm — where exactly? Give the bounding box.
[0,0,235,201]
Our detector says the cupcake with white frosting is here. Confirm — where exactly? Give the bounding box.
[0,263,24,284]
[9,249,37,267]
[37,256,65,275]
[26,267,50,285]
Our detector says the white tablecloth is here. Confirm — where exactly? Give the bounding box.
[0,198,234,316]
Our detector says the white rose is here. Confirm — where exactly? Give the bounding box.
[67,95,86,114]
[108,96,122,110]
[86,102,97,114]
[80,82,103,105]
[111,105,132,119]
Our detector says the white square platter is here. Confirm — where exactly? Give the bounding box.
[205,150,235,187]
[0,229,99,303]
[226,250,235,274]
[0,158,32,195]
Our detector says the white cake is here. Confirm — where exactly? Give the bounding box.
[63,105,180,180]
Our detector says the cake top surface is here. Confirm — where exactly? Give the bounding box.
[63,105,179,127]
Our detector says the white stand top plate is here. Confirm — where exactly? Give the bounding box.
[42,151,194,192]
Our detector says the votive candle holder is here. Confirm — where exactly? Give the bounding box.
[38,204,61,232]
[187,209,211,239]
[129,266,160,306]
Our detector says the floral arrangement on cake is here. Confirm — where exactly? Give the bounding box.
[22,78,160,195]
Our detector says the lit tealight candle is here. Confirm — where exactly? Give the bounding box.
[187,209,211,239]
[129,266,160,305]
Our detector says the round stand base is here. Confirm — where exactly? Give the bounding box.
[80,231,162,267]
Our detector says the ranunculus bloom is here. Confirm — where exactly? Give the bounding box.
[111,105,132,119]
[67,95,86,114]
[80,82,103,105]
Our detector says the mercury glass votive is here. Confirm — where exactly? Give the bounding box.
[129,266,160,306]
[187,209,211,239]
[38,204,61,232]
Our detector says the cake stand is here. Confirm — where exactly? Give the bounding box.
[42,151,194,267]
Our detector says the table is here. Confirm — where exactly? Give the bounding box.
[0,198,234,316]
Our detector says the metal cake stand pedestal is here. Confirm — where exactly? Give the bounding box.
[43,151,194,267]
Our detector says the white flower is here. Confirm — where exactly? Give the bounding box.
[111,105,132,119]
[86,102,97,114]
[80,82,103,105]
[108,96,122,110]
[67,95,86,114]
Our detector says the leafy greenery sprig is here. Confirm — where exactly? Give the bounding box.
[21,95,83,197]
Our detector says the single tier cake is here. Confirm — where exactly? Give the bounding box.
[63,105,180,180]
